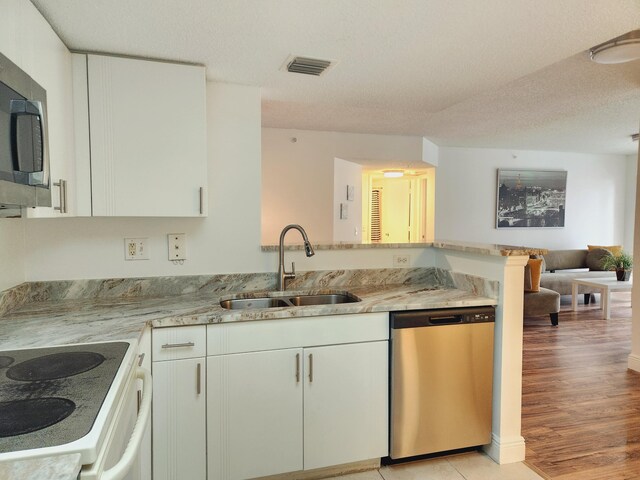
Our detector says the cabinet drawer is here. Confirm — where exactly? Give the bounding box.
[152,325,206,361]
[207,313,388,356]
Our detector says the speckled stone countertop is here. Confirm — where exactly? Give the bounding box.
[0,453,81,480]
[261,239,546,256]
[0,268,498,351]
[0,267,497,478]
[0,283,496,351]
[432,240,547,256]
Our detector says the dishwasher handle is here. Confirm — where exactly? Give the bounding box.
[428,315,463,325]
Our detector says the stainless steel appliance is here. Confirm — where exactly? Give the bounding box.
[0,50,51,209]
[389,306,495,459]
[0,341,152,480]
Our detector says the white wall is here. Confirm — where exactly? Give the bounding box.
[436,147,630,249]
[19,83,436,283]
[333,158,362,243]
[0,0,74,290]
[22,82,267,280]
[624,153,637,252]
[262,128,426,244]
[0,220,25,291]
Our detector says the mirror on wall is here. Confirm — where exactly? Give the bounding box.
[261,129,436,245]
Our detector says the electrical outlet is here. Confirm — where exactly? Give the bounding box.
[168,233,187,260]
[124,238,148,260]
[393,255,410,267]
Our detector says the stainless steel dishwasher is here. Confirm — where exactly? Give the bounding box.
[389,306,495,460]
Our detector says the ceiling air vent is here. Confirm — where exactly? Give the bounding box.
[286,56,333,76]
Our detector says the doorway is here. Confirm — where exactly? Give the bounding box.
[363,174,428,244]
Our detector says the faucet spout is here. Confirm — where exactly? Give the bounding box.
[277,224,315,291]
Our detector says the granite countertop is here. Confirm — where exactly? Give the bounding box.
[0,283,496,350]
[432,240,547,256]
[261,239,546,257]
[0,453,81,480]
[0,267,497,479]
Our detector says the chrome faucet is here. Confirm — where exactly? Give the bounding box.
[277,224,315,291]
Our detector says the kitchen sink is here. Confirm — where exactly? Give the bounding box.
[219,292,360,310]
[288,293,359,306]
[219,298,291,310]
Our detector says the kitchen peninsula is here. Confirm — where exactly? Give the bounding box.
[0,241,536,479]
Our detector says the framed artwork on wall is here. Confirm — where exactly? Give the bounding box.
[496,169,567,228]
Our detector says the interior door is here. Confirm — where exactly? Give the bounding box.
[379,178,411,243]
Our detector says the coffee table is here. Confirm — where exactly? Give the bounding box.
[571,277,633,320]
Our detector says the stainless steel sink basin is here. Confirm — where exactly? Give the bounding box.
[219,297,291,310]
[219,292,360,310]
[288,293,359,306]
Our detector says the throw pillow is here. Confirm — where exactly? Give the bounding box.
[525,258,543,293]
[588,244,622,257]
[524,263,532,291]
[530,254,546,273]
[586,248,613,271]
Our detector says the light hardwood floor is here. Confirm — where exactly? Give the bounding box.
[522,292,640,479]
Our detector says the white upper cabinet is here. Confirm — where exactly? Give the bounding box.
[75,53,207,216]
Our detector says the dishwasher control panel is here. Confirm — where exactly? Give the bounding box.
[469,311,494,322]
[391,306,495,328]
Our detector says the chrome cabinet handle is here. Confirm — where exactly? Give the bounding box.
[199,187,204,214]
[196,362,201,395]
[308,354,313,383]
[296,353,300,382]
[53,179,67,213]
[161,342,195,349]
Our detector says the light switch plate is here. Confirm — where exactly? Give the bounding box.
[340,203,348,219]
[168,233,187,260]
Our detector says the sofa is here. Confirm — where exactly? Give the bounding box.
[523,248,617,326]
[539,249,616,302]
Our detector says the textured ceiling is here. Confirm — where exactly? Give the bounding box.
[30,0,640,154]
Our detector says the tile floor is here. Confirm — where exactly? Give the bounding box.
[326,452,544,480]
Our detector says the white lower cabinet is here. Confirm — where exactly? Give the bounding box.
[303,341,389,470]
[153,356,206,480]
[206,313,389,480]
[207,349,304,480]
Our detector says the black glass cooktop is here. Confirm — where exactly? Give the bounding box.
[0,342,129,452]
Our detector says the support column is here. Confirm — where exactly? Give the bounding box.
[484,255,528,464]
[434,249,528,464]
[628,143,640,371]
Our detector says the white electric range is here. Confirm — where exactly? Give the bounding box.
[0,340,151,480]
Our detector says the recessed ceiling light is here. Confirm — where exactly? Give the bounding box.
[590,30,640,64]
[383,170,404,178]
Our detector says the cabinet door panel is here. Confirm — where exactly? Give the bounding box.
[153,357,206,480]
[304,341,388,470]
[208,349,303,480]
[87,54,206,216]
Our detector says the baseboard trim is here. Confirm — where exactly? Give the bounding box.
[255,458,380,480]
[483,433,526,464]
[628,353,640,372]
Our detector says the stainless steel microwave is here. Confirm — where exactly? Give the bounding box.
[0,50,50,209]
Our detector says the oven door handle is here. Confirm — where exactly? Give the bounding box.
[100,367,152,480]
